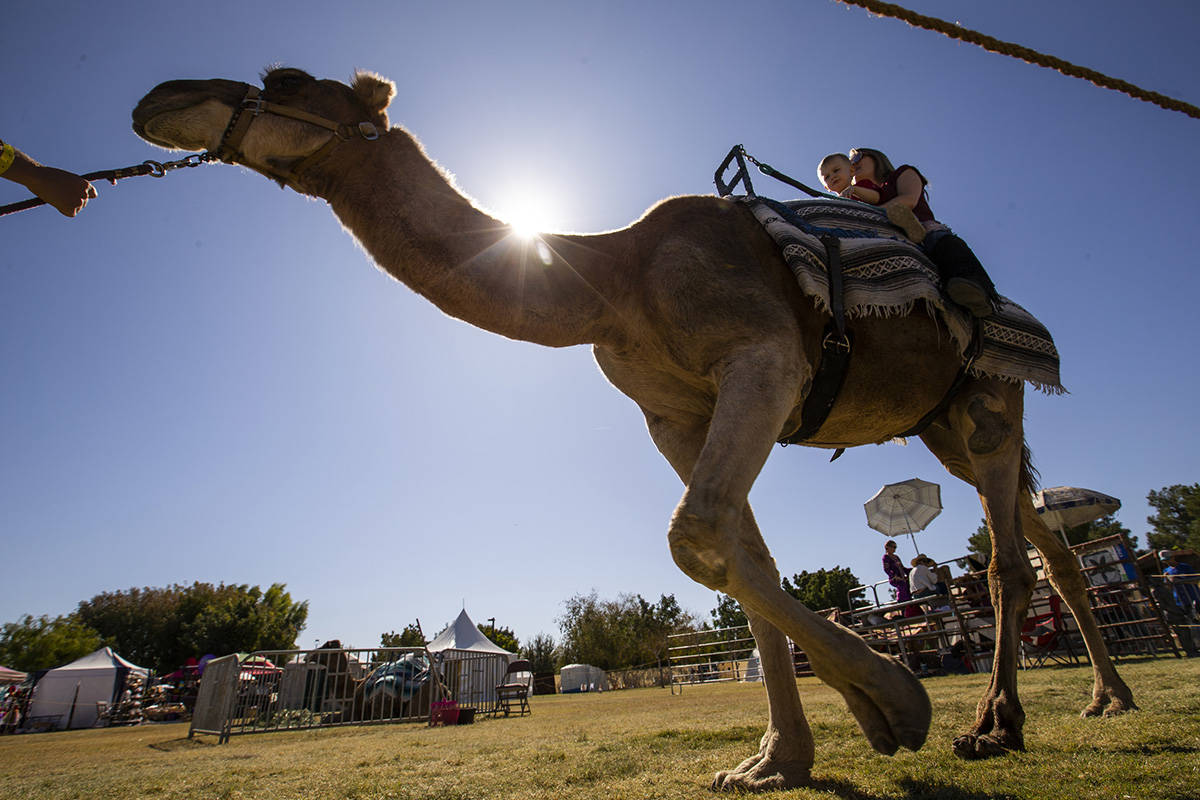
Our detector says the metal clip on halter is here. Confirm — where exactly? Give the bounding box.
[714,145,755,198]
[242,96,267,116]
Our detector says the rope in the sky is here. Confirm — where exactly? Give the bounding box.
[832,0,1200,121]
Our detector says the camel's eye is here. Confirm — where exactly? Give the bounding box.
[267,73,307,94]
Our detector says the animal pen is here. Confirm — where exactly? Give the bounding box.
[667,625,815,693]
[668,533,1192,689]
[189,645,510,743]
[844,533,1183,676]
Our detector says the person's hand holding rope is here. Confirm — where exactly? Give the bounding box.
[0,140,97,217]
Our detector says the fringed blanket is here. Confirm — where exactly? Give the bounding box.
[746,197,1064,393]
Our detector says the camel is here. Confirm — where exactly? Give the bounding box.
[132,67,1136,790]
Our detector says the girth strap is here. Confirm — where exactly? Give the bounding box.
[780,235,852,449]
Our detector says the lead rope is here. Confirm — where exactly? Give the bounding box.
[0,152,217,217]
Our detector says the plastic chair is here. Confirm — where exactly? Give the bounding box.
[495,658,532,716]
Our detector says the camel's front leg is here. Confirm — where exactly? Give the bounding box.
[710,605,816,792]
[642,411,815,791]
[1019,500,1137,717]
[658,353,931,778]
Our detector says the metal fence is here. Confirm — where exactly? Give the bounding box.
[189,646,508,743]
[667,625,757,693]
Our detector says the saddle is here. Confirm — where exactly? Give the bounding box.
[740,197,1063,447]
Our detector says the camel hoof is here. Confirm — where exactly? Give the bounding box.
[710,753,811,792]
[952,732,1021,760]
[1081,694,1139,718]
[1103,696,1138,717]
[710,762,806,796]
[810,647,930,755]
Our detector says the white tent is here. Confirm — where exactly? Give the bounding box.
[427,609,513,655]
[27,647,148,729]
[560,663,608,693]
[427,609,523,706]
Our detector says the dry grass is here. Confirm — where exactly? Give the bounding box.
[3,658,1198,799]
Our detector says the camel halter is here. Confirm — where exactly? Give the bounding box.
[214,84,380,194]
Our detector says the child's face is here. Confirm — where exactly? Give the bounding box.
[819,158,852,193]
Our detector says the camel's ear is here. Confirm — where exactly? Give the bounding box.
[352,71,395,114]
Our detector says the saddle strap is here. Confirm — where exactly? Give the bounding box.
[779,236,852,447]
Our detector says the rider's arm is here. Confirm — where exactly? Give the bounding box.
[890,168,924,211]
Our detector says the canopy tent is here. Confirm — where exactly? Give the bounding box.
[427,609,514,655]
[560,663,608,693]
[161,654,216,682]
[427,609,522,705]
[27,647,147,729]
[0,665,27,685]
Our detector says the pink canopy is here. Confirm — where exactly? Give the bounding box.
[0,665,26,684]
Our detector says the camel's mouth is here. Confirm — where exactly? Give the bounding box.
[132,78,249,148]
[131,109,181,149]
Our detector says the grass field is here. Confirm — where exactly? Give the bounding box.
[3,658,1198,800]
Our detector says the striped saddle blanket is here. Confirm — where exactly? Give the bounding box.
[746,197,1064,393]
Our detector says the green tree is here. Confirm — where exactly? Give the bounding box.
[1146,484,1200,552]
[381,622,426,648]
[1060,514,1136,549]
[557,592,698,670]
[71,585,179,672]
[631,594,697,666]
[185,583,308,660]
[781,566,864,612]
[75,582,308,673]
[967,513,1138,564]
[967,520,991,565]
[710,593,748,630]
[481,620,520,654]
[0,614,102,673]
[520,632,559,674]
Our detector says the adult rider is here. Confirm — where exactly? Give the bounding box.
[849,147,997,318]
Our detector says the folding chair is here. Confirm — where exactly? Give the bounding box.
[1020,595,1078,667]
[495,658,532,717]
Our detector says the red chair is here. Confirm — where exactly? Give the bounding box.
[1020,595,1078,667]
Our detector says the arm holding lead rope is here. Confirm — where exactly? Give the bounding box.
[0,140,97,217]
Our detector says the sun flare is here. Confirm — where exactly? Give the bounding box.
[498,188,556,240]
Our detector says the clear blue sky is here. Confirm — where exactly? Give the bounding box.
[3,1,1197,654]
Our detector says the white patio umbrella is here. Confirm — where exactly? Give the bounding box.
[1032,486,1121,546]
[864,478,943,553]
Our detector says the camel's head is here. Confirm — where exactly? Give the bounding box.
[132,67,395,188]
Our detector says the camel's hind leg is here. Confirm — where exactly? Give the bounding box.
[1019,499,1138,716]
[920,381,1036,759]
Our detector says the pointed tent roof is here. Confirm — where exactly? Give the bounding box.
[52,646,147,674]
[426,609,513,655]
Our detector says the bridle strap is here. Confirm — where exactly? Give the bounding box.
[214,85,263,164]
[213,84,380,194]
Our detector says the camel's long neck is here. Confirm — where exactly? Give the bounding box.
[319,130,622,348]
